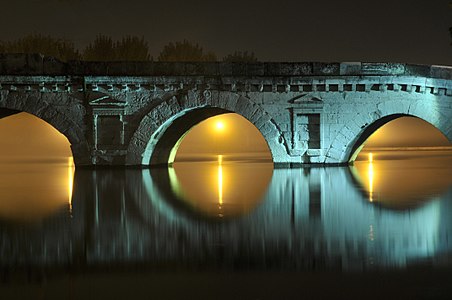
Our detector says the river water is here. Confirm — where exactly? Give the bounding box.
[1,149,452,297]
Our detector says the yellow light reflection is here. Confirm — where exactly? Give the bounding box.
[0,158,75,222]
[170,112,273,218]
[171,160,273,219]
[174,113,272,162]
[215,121,225,131]
[68,156,75,212]
[0,112,74,222]
[218,155,224,216]
[218,155,223,209]
[368,153,374,202]
[354,148,452,209]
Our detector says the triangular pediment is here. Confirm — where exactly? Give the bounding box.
[89,95,126,107]
[288,94,323,104]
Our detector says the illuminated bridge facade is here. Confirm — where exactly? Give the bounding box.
[0,54,451,166]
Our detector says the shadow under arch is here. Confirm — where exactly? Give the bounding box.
[0,108,21,119]
[348,113,451,162]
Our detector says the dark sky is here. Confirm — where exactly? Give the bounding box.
[2,0,452,65]
[0,1,451,155]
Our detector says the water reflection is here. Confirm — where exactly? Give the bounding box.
[0,151,452,271]
[0,157,75,222]
[169,155,273,219]
[353,148,452,209]
[367,153,374,202]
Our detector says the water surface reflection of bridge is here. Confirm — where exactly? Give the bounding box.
[1,164,451,271]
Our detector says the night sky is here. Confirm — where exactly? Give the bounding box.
[0,0,451,154]
[1,0,452,65]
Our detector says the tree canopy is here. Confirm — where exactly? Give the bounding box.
[0,35,260,63]
[0,33,81,61]
[83,35,151,61]
[157,40,217,62]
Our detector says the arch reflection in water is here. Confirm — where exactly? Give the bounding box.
[218,155,223,207]
[169,155,273,219]
[0,156,75,222]
[352,148,452,209]
[368,153,374,202]
[1,165,452,270]
[0,112,75,222]
[68,156,75,212]
[139,165,452,268]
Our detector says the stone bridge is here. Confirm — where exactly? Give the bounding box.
[0,54,451,167]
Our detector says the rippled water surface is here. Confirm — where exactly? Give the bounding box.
[1,149,452,298]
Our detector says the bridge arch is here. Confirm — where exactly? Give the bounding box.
[323,92,452,163]
[126,91,286,166]
[0,94,89,165]
[336,111,452,163]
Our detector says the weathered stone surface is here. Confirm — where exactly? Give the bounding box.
[0,54,451,166]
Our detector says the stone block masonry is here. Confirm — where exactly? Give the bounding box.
[0,54,451,166]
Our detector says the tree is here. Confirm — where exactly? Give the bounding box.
[157,40,217,62]
[82,35,151,61]
[83,35,116,61]
[223,51,258,62]
[115,36,151,61]
[0,33,81,61]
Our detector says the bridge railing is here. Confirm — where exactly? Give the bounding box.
[1,53,452,79]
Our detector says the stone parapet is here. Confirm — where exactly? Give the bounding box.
[1,53,452,79]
